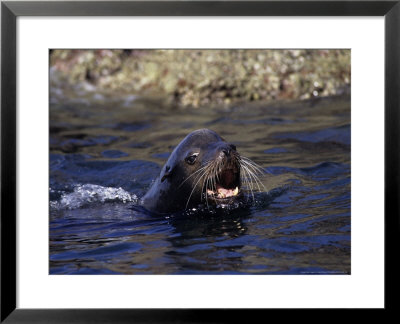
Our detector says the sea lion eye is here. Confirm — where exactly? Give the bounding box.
[185,153,199,165]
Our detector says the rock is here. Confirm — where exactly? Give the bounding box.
[50,49,350,108]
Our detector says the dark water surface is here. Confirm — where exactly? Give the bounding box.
[50,80,350,274]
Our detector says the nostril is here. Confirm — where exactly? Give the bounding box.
[222,148,230,156]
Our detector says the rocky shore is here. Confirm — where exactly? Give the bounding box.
[50,49,350,108]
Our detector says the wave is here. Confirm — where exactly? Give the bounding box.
[50,184,138,210]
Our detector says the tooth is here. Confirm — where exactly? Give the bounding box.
[233,187,238,196]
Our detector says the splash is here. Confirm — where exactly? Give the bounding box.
[50,184,138,210]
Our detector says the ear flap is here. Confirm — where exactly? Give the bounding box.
[160,165,173,182]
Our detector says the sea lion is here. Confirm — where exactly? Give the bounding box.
[141,129,263,213]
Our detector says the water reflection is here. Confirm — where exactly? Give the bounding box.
[49,86,351,274]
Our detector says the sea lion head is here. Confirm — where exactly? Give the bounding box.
[142,129,263,213]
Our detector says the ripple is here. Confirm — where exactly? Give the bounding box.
[50,184,138,210]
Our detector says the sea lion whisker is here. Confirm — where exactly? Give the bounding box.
[178,163,211,188]
[238,162,250,193]
[209,164,217,190]
[205,162,220,204]
[185,167,209,210]
[240,162,262,194]
[206,171,218,206]
[142,129,258,213]
[204,177,210,209]
[201,166,214,200]
[245,162,265,176]
[241,163,264,192]
[242,163,262,185]
[239,158,265,188]
[242,163,264,178]
[240,157,265,175]
[248,169,266,191]
[240,156,264,168]
[244,163,265,179]
[201,169,211,209]
[200,169,208,201]
[208,163,219,203]
[240,165,255,202]
[212,173,217,197]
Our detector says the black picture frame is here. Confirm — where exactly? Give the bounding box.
[1,0,399,322]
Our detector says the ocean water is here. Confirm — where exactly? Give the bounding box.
[50,82,350,275]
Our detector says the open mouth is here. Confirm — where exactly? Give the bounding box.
[206,167,241,200]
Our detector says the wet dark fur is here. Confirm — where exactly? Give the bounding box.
[141,129,263,213]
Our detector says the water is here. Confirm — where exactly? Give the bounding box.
[50,80,350,275]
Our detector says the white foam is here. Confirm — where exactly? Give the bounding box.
[50,184,137,210]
